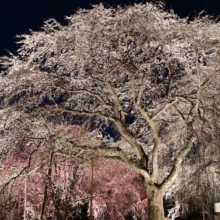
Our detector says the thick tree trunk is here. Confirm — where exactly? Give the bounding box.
[147,188,165,220]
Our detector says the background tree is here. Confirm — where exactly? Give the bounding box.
[81,159,148,220]
[0,2,220,219]
[165,97,220,220]
[0,118,147,219]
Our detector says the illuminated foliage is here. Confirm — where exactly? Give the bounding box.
[1,2,220,219]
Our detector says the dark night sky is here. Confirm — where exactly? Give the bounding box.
[0,0,219,56]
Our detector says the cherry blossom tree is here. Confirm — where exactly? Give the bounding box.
[1,2,220,219]
[81,159,148,220]
[0,118,100,219]
[0,121,147,220]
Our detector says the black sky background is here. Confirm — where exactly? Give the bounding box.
[0,0,220,56]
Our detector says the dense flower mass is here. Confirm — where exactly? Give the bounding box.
[0,2,220,219]
[0,132,147,219]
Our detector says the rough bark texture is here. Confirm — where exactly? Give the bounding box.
[148,190,165,220]
[145,182,165,220]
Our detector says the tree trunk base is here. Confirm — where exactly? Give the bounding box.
[148,192,165,220]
